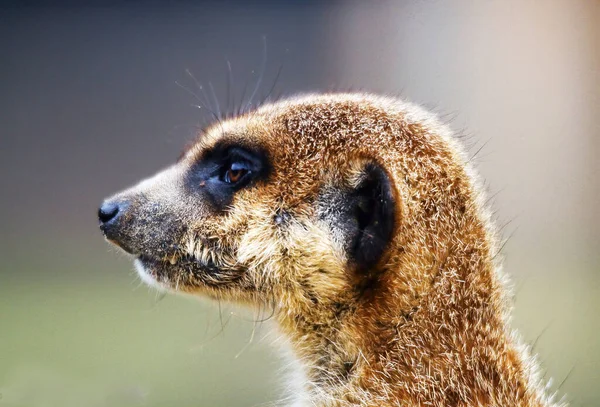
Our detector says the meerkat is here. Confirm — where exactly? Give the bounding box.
[99,93,562,407]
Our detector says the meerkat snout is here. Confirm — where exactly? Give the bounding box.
[99,93,563,407]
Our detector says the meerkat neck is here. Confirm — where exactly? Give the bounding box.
[279,244,528,406]
[277,200,541,406]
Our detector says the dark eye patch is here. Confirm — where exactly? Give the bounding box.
[184,142,269,212]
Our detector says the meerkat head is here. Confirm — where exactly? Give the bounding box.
[98,94,404,310]
[99,93,476,324]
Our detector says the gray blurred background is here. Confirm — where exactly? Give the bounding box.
[0,1,598,406]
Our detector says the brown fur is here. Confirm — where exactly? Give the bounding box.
[101,93,561,406]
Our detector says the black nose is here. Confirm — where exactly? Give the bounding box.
[98,201,121,225]
[99,199,134,252]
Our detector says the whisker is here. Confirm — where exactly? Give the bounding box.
[151,289,167,308]
[175,80,206,109]
[492,225,519,260]
[468,137,492,163]
[262,60,284,106]
[185,68,221,124]
[238,72,250,115]
[209,81,221,120]
[255,302,276,323]
[218,297,225,331]
[235,305,260,359]
[245,35,268,112]
[226,59,233,117]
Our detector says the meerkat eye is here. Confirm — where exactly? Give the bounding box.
[187,145,267,208]
[222,161,251,184]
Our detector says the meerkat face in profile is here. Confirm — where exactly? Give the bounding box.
[99,94,397,309]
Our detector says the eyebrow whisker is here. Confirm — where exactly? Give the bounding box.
[245,35,268,113]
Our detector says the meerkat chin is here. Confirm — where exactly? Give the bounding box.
[99,93,563,407]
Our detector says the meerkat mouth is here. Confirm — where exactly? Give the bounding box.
[134,250,240,290]
[136,252,216,277]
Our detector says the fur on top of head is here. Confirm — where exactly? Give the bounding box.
[100,93,560,407]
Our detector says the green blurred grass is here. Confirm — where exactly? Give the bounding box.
[0,258,282,407]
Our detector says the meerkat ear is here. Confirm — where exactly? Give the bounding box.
[350,163,396,271]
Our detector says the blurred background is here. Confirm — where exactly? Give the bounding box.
[0,1,598,406]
